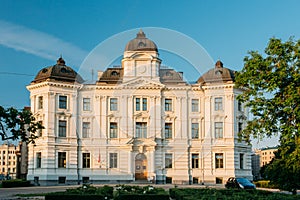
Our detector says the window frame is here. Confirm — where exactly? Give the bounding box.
[109,122,118,138]
[136,122,147,138]
[58,120,67,137]
[215,153,224,169]
[83,98,91,111]
[109,153,118,168]
[110,98,118,111]
[36,152,41,168]
[82,153,91,168]
[214,97,223,111]
[59,95,67,109]
[165,98,172,111]
[82,122,90,138]
[192,153,199,169]
[215,122,223,139]
[165,123,172,139]
[191,122,199,139]
[38,96,43,109]
[191,99,199,112]
[165,153,173,168]
[58,152,66,168]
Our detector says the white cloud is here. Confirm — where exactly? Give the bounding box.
[0,20,88,66]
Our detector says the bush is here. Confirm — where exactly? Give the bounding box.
[115,194,169,200]
[45,193,105,200]
[254,180,278,189]
[1,179,31,188]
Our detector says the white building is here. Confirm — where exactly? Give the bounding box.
[26,30,252,186]
[0,143,19,179]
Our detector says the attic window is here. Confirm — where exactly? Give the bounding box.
[138,42,146,47]
[215,70,222,75]
[61,68,67,73]
[42,68,48,73]
[111,71,118,76]
[166,71,172,77]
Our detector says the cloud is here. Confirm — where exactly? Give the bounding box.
[0,20,88,67]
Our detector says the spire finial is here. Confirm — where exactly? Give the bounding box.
[136,29,146,38]
[57,55,65,65]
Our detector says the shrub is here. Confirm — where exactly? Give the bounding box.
[1,179,31,188]
[45,193,105,200]
[115,194,169,200]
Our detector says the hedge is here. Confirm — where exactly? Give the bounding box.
[1,179,31,188]
[115,194,169,200]
[45,193,105,200]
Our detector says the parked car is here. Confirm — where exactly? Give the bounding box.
[225,177,256,189]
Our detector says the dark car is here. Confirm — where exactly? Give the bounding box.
[225,177,256,189]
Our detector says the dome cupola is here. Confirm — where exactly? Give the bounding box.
[124,29,158,52]
[32,56,84,84]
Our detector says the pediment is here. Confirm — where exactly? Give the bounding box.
[126,138,157,146]
[118,77,165,89]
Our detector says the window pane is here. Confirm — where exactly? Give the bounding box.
[215,122,223,139]
[82,153,90,168]
[165,123,172,139]
[165,153,172,168]
[192,99,199,112]
[58,120,67,137]
[83,98,90,111]
[109,153,117,168]
[136,122,147,138]
[240,153,244,169]
[214,97,222,111]
[165,99,172,111]
[192,123,199,139]
[142,98,147,111]
[58,152,66,168]
[110,123,118,138]
[82,122,90,138]
[59,96,67,109]
[136,98,141,111]
[110,98,118,111]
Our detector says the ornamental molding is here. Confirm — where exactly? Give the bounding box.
[117,77,165,90]
[27,81,82,90]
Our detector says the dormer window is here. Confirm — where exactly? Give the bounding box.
[138,42,146,47]
[111,71,118,76]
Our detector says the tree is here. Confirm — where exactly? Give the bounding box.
[235,37,300,193]
[0,106,43,143]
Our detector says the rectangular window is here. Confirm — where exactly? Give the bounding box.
[165,99,172,111]
[82,122,90,138]
[109,153,117,168]
[142,98,147,111]
[82,153,90,168]
[58,120,67,137]
[83,98,91,111]
[136,98,141,111]
[192,123,199,139]
[165,153,172,168]
[240,153,244,169]
[36,152,41,168]
[192,153,199,168]
[109,122,118,138]
[215,153,224,169]
[38,96,43,109]
[215,122,223,139]
[191,99,199,112]
[110,98,118,111]
[59,95,67,109]
[165,123,172,139]
[58,152,66,168]
[38,121,43,137]
[136,122,147,138]
[214,97,223,111]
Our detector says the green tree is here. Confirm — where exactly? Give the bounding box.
[0,106,43,143]
[235,37,300,194]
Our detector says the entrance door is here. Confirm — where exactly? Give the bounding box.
[135,153,147,180]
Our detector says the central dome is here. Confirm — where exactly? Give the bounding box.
[125,29,158,52]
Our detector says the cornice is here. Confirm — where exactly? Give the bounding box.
[27,81,82,90]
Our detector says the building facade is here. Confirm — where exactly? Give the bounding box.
[0,143,19,179]
[26,30,252,186]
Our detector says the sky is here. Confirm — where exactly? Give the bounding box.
[1,0,299,148]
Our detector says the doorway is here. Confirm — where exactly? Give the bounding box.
[135,153,147,180]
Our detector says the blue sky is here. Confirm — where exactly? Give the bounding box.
[0,0,299,148]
